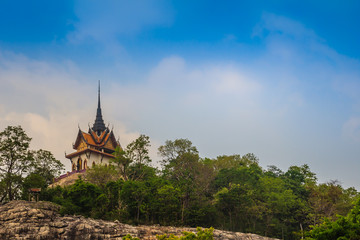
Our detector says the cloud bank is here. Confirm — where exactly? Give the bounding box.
[0,11,360,188]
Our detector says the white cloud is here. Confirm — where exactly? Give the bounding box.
[0,51,141,171]
[0,52,262,172]
[147,56,261,98]
[1,11,360,188]
[210,67,261,95]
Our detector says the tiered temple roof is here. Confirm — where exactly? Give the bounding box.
[65,82,120,160]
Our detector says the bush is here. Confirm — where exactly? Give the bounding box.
[156,227,214,240]
[122,234,140,240]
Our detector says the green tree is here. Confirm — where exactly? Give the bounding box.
[0,126,33,202]
[21,173,47,200]
[31,149,64,185]
[215,183,254,231]
[126,134,151,166]
[120,180,149,223]
[168,152,201,224]
[158,138,198,168]
[306,198,360,240]
[121,134,152,181]
[101,179,124,220]
[111,146,131,180]
[213,163,263,191]
[284,164,316,200]
[60,179,103,217]
[20,149,64,201]
[85,164,119,188]
[154,184,182,225]
[265,165,284,178]
[307,181,356,226]
[260,175,303,239]
[159,139,215,226]
[204,154,245,173]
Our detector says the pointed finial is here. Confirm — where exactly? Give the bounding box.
[92,81,106,135]
[98,80,101,109]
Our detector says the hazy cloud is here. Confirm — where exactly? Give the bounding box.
[0,51,142,170]
[342,117,360,142]
[1,11,360,188]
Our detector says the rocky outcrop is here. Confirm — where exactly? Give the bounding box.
[50,171,86,188]
[0,201,277,240]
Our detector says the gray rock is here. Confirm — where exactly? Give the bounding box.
[0,201,278,240]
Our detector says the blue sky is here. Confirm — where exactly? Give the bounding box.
[0,1,360,189]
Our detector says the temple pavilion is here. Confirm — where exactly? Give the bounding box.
[65,83,121,172]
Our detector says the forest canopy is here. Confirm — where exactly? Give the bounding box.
[0,125,359,240]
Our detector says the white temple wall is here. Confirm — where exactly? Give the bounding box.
[70,152,114,171]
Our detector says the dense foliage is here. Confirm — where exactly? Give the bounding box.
[306,198,360,240]
[0,125,359,239]
[0,126,64,202]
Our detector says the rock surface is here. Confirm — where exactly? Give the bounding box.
[50,172,86,188]
[0,201,277,240]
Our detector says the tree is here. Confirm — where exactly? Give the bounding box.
[241,153,259,165]
[102,180,124,220]
[260,176,299,239]
[213,163,264,233]
[204,155,241,173]
[306,198,360,239]
[123,134,152,181]
[20,149,64,201]
[154,184,181,225]
[307,181,355,226]
[215,183,255,231]
[111,135,152,181]
[213,163,263,191]
[158,138,198,168]
[21,173,47,200]
[265,165,284,178]
[126,134,151,166]
[111,146,131,180]
[60,179,103,217]
[0,126,33,202]
[31,149,64,185]
[284,164,316,200]
[158,139,214,225]
[85,164,120,188]
[120,180,149,223]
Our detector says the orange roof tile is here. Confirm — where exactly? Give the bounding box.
[73,128,119,151]
[82,132,96,145]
